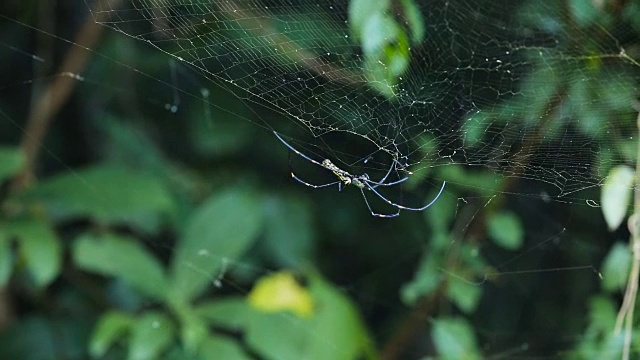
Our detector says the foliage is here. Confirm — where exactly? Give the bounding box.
[0,0,639,359]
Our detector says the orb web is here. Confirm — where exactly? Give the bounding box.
[86,0,640,200]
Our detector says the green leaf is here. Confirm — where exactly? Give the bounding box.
[401,250,442,304]
[601,165,634,231]
[303,274,373,360]
[128,312,174,360]
[462,111,490,148]
[588,296,617,332]
[248,271,314,318]
[27,165,174,233]
[446,277,482,314]
[6,218,62,287]
[195,297,252,330]
[0,231,13,286]
[439,165,503,196]
[245,312,307,360]
[0,147,24,183]
[263,196,314,267]
[487,211,524,250]
[245,273,373,360]
[90,311,134,358]
[400,0,425,43]
[569,0,603,26]
[601,242,632,292]
[426,191,456,233]
[73,232,169,300]
[199,336,251,360]
[348,0,389,41]
[432,317,481,360]
[170,188,262,303]
[175,307,208,354]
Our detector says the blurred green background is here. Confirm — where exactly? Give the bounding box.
[1,0,640,359]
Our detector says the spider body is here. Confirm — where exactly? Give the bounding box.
[273,131,445,218]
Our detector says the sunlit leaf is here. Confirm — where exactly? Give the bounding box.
[26,165,174,233]
[248,271,314,318]
[487,211,524,250]
[601,242,631,292]
[170,188,262,303]
[245,273,373,360]
[601,165,634,231]
[90,311,134,358]
[73,232,169,301]
[128,312,174,360]
[432,317,481,360]
[0,147,24,183]
[6,218,61,287]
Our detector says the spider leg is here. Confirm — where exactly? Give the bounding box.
[366,159,408,189]
[291,172,343,189]
[273,131,326,168]
[359,188,400,218]
[365,180,446,211]
[365,176,409,187]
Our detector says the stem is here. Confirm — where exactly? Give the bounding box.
[11,0,121,191]
[615,106,640,360]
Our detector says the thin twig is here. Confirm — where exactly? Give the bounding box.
[614,107,640,360]
[11,0,121,191]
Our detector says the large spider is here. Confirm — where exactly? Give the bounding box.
[273,131,446,218]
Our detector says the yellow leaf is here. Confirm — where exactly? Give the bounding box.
[248,271,314,318]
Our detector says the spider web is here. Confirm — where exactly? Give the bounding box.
[85,0,640,201]
[0,1,639,359]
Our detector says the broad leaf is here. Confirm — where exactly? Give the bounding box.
[199,336,251,360]
[447,277,482,314]
[27,165,174,233]
[246,273,373,360]
[195,297,252,330]
[128,312,174,360]
[73,232,169,300]
[263,196,314,267]
[0,147,24,183]
[601,242,631,292]
[170,188,262,303]
[90,311,134,358]
[487,211,524,250]
[0,231,13,286]
[601,165,634,231]
[248,271,314,318]
[432,317,481,360]
[6,218,61,287]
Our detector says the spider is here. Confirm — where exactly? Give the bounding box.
[273,131,446,218]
